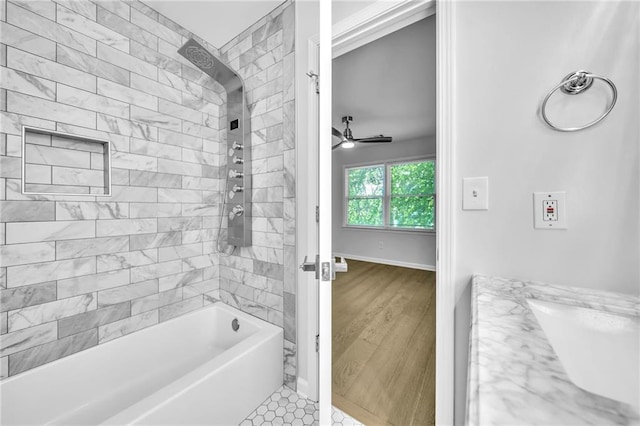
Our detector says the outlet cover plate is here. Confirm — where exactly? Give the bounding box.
[534,192,567,229]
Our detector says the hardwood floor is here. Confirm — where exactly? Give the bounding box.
[332,260,436,426]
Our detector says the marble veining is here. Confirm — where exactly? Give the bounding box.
[468,275,640,425]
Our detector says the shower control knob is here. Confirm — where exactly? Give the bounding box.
[232,156,244,165]
[228,170,243,179]
[232,141,243,150]
[228,184,244,200]
[229,205,244,220]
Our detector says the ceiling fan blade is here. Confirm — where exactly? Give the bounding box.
[332,127,345,140]
[353,136,393,143]
[332,141,343,150]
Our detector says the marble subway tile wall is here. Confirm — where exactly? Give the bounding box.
[218,0,297,389]
[0,0,230,379]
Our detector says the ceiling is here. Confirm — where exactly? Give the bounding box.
[142,1,283,48]
[332,15,436,146]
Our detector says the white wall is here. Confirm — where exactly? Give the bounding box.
[451,1,640,423]
[332,137,437,269]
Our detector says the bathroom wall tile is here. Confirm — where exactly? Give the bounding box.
[8,293,96,331]
[51,167,104,188]
[158,295,203,323]
[158,269,202,292]
[0,242,55,268]
[130,260,181,283]
[9,0,55,20]
[94,1,129,21]
[128,170,181,189]
[157,128,201,150]
[58,301,130,338]
[283,291,295,343]
[0,67,56,101]
[97,249,157,273]
[0,312,5,334]
[182,279,217,299]
[130,41,181,76]
[128,202,181,218]
[7,2,96,55]
[57,1,97,21]
[97,42,156,79]
[8,47,95,93]
[110,151,157,172]
[129,138,181,161]
[6,220,95,244]
[7,256,95,288]
[56,202,128,220]
[97,78,156,111]
[97,278,157,307]
[0,322,57,357]
[130,288,181,315]
[56,236,128,260]
[25,164,51,184]
[96,218,157,237]
[129,231,181,250]
[130,105,182,133]
[0,281,56,312]
[57,269,129,299]
[158,243,202,262]
[57,83,129,118]
[0,22,56,60]
[97,113,157,142]
[157,188,201,204]
[283,339,296,389]
[157,158,201,177]
[181,254,214,272]
[9,328,97,375]
[25,183,90,195]
[98,309,157,344]
[157,217,201,233]
[0,156,20,179]
[96,7,156,50]
[100,185,157,203]
[130,7,180,47]
[56,4,129,53]
[0,201,55,222]
[9,91,96,128]
[130,73,180,103]
[25,144,90,169]
[0,357,6,379]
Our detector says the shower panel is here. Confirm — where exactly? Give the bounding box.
[178,39,251,247]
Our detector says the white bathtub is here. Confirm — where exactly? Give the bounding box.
[0,303,283,425]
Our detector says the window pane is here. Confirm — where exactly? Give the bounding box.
[390,195,435,229]
[391,161,435,195]
[348,166,384,197]
[347,198,383,226]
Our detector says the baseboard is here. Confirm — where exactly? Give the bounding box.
[296,377,310,399]
[333,252,436,271]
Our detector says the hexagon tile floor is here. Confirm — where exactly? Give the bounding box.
[241,386,364,426]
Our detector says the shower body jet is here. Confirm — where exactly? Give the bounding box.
[178,39,252,248]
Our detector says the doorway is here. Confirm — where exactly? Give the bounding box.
[330,13,436,425]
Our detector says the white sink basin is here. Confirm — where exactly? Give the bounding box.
[527,299,640,407]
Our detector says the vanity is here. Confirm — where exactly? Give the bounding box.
[467,275,640,425]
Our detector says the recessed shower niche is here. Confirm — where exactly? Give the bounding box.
[21,126,111,196]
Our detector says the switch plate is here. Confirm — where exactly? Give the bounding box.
[534,192,567,229]
[462,177,489,210]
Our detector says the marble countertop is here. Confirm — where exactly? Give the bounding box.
[466,275,640,426]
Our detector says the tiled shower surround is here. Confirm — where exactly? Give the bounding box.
[0,0,296,386]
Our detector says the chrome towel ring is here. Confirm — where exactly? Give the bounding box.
[541,70,617,132]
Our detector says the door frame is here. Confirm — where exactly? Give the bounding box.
[298,1,456,424]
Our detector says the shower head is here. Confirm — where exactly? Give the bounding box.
[178,38,240,91]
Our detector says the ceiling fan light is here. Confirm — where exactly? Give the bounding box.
[342,141,355,149]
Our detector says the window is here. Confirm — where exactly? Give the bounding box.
[345,158,435,231]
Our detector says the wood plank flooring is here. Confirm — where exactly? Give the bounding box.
[332,260,436,426]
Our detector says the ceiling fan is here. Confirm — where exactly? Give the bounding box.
[332,116,393,150]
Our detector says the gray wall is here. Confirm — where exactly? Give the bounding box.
[0,0,296,382]
[452,1,640,423]
[332,137,436,269]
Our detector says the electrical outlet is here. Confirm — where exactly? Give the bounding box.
[534,192,567,229]
[543,200,558,221]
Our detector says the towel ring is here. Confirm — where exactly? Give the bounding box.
[541,70,617,132]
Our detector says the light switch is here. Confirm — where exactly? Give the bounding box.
[462,177,489,210]
[533,192,567,229]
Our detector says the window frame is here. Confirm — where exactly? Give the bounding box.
[343,155,436,234]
